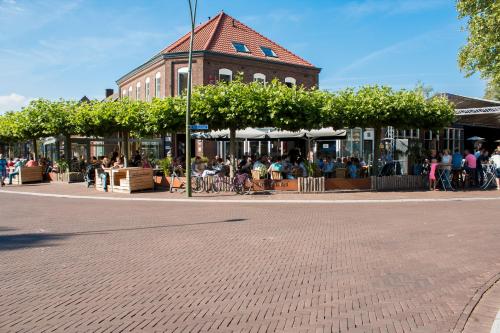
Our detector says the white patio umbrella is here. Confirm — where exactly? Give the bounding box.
[466,136,485,141]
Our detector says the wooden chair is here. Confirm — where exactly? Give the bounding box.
[335,168,346,179]
[251,170,261,180]
[271,171,282,180]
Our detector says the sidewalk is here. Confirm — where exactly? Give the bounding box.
[1,181,499,202]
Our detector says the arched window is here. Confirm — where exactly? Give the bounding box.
[128,86,133,98]
[285,77,296,87]
[145,77,150,101]
[178,67,189,95]
[219,68,232,82]
[122,89,127,98]
[136,82,141,100]
[155,72,161,98]
[253,73,266,84]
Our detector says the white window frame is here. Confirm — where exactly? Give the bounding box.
[145,77,150,101]
[219,68,232,82]
[285,77,296,86]
[122,89,127,98]
[253,73,266,84]
[155,72,161,98]
[177,67,189,95]
[136,82,141,100]
[128,86,133,98]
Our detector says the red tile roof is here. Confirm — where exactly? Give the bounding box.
[162,12,316,68]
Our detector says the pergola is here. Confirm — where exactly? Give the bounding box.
[455,106,500,128]
[443,93,500,129]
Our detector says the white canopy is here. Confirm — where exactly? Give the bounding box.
[192,127,347,140]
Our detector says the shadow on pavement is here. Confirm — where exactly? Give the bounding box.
[0,233,68,251]
[0,227,17,232]
[0,218,246,251]
[68,218,248,235]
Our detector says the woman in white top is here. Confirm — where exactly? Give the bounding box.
[490,149,500,190]
[441,149,452,188]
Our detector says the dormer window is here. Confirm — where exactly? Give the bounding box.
[260,46,277,57]
[232,42,250,53]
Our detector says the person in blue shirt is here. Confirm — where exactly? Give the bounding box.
[0,154,7,186]
[451,149,463,170]
[451,149,463,188]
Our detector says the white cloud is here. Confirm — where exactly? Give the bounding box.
[0,93,30,113]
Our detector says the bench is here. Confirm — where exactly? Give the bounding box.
[17,166,43,184]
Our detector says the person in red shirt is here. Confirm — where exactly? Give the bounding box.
[25,156,39,167]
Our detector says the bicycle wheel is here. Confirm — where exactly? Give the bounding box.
[191,177,204,193]
[211,176,221,193]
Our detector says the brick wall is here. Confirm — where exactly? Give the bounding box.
[118,53,320,102]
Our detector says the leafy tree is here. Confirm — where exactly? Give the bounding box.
[141,97,186,137]
[191,78,271,176]
[457,0,500,85]
[484,80,500,100]
[267,80,326,131]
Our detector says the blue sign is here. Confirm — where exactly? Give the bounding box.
[189,124,209,130]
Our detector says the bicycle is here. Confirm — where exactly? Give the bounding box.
[169,170,204,193]
[212,172,251,195]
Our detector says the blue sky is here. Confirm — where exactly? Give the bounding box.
[0,0,486,112]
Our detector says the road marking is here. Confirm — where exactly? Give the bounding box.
[491,311,500,333]
[1,189,500,205]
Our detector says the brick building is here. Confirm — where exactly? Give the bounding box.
[115,11,320,158]
[116,11,320,100]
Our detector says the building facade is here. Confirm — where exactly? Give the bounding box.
[116,12,320,101]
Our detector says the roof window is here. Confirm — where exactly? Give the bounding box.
[260,46,277,57]
[232,42,250,53]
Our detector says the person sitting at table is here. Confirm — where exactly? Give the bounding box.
[113,157,124,169]
[191,156,205,176]
[25,156,38,167]
[322,157,334,178]
[141,157,152,169]
[96,157,111,192]
[294,157,307,177]
[268,157,283,178]
[348,158,358,179]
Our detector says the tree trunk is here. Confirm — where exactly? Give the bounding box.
[64,135,72,161]
[122,131,129,167]
[372,127,382,176]
[32,138,38,160]
[229,128,236,178]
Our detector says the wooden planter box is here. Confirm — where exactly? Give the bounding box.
[371,175,424,191]
[251,179,298,191]
[16,166,43,184]
[325,178,371,191]
[49,171,84,183]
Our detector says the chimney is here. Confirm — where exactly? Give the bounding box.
[105,89,114,98]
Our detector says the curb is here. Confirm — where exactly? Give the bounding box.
[452,272,500,333]
[1,189,500,205]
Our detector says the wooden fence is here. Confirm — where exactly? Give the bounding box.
[371,175,424,191]
[298,177,325,193]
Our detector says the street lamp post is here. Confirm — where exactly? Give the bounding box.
[185,0,197,197]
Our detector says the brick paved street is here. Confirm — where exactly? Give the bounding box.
[1,191,499,332]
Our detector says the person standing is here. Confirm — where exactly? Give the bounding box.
[0,154,7,187]
[491,149,500,190]
[464,149,477,186]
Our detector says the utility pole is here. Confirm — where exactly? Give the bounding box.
[185,0,197,197]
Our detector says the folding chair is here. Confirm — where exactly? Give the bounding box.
[481,164,496,190]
